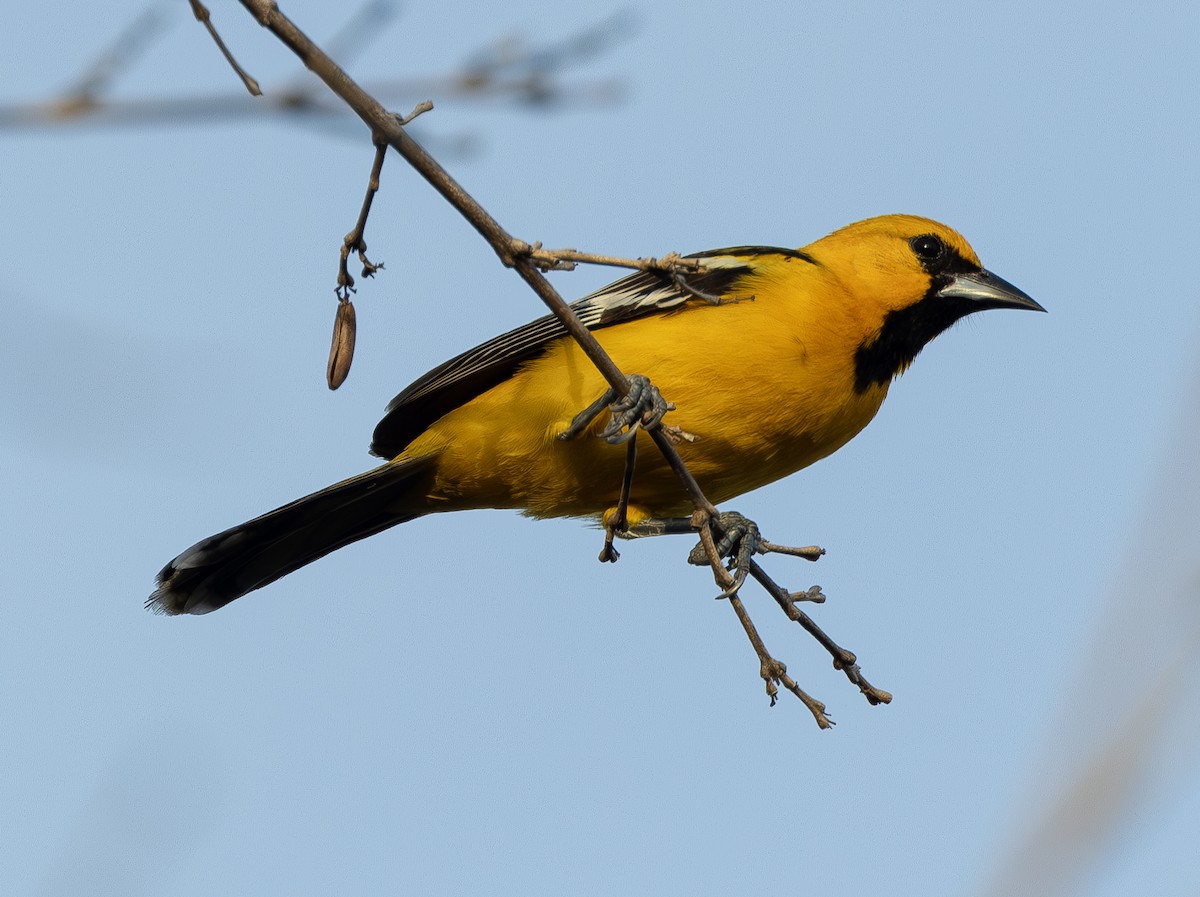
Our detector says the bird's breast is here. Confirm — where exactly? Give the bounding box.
[409,290,891,519]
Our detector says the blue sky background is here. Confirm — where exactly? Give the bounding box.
[2,2,1198,895]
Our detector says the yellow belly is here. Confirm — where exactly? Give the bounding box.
[399,294,889,523]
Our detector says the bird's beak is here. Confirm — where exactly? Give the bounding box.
[938,268,1046,313]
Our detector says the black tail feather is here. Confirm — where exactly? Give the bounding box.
[147,456,435,615]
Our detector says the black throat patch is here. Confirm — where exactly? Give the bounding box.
[852,283,972,392]
[853,239,981,393]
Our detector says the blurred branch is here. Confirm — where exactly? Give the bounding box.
[970,362,1200,896]
[457,10,634,104]
[0,3,628,131]
[975,650,1194,897]
[287,0,398,75]
[56,2,172,111]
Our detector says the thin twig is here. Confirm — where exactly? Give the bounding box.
[190,0,262,96]
[326,102,429,389]
[522,246,707,275]
[326,136,388,389]
[725,592,832,728]
[398,100,434,125]
[0,76,621,130]
[337,136,388,300]
[671,269,728,304]
[760,540,825,562]
[748,561,893,706]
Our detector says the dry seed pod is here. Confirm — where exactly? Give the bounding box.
[326,299,356,390]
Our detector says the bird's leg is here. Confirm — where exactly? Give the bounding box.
[559,373,695,444]
[621,516,697,537]
[558,390,612,441]
[598,435,638,563]
[624,514,824,556]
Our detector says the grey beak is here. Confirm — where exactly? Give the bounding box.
[938,268,1046,313]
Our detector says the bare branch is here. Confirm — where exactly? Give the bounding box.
[672,268,737,305]
[190,0,262,96]
[760,540,825,562]
[287,0,398,79]
[749,561,894,706]
[724,591,833,728]
[337,138,389,299]
[398,100,434,125]
[521,245,708,276]
[694,510,738,593]
[327,137,390,389]
[1,11,624,132]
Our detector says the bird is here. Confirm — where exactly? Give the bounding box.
[148,214,1044,615]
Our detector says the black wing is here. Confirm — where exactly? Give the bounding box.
[369,248,800,458]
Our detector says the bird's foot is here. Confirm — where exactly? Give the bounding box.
[687,511,825,599]
[688,510,762,598]
[559,373,685,444]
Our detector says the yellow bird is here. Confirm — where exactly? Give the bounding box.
[149,214,1043,615]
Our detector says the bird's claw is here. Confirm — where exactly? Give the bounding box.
[560,373,675,444]
[599,374,673,444]
[688,511,764,598]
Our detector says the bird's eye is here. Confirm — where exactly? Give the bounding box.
[910,234,946,263]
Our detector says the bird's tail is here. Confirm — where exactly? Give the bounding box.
[147,455,436,616]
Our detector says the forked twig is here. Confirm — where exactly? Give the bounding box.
[725,591,832,728]
[686,509,887,712]
[749,561,893,706]
[327,102,433,389]
[337,136,388,300]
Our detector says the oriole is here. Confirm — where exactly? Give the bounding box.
[149,214,1043,615]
